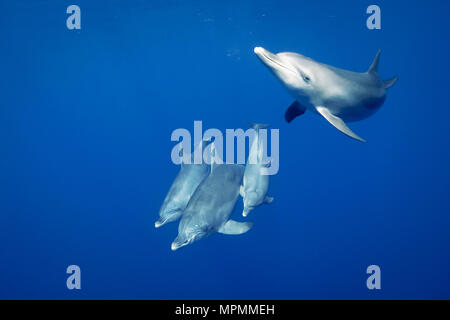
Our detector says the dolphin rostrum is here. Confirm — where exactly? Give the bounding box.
[155,140,210,228]
[171,144,251,251]
[240,123,274,217]
[254,47,398,142]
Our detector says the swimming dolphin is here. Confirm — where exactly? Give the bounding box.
[240,123,274,217]
[155,140,210,228]
[171,146,251,250]
[254,47,398,142]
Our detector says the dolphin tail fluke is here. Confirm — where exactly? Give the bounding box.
[191,138,211,164]
[285,101,307,123]
[383,75,398,89]
[217,220,253,235]
[368,49,381,74]
[208,142,224,174]
[248,122,270,130]
[316,106,366,142]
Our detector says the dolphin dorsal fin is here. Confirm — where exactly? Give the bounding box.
[248,122,270,130]
[209,142,216,174]
[368,49,381,74]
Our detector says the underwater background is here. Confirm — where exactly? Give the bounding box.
[1,0,450,299]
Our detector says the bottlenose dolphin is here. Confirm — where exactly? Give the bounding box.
[171,146,251,250]
[155,140,210,228]
[240,123,274,217]
[254,47,398,142]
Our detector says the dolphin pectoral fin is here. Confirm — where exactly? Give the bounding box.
[285,101,306,123]
[264,196,274,204]
[316,106,366,142]
[218,220,253,235]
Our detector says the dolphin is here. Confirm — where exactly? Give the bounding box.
[155,140,210,228]
[240,123,274,217]
[254,47,398,142]
[171,145,252,250]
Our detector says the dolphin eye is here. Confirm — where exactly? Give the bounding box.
[299,70,311,83]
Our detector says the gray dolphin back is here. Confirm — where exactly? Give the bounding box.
[155,143,210,228]
[171,164,249,250]
[183,164,245,229]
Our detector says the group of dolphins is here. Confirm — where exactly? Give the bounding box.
[156,46,398,250]
[156,124,273,251]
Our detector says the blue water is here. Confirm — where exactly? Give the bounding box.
[1,0,449,299]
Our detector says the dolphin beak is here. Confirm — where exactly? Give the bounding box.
[254,46,295,76]
[171,237,190,251]
[154,218,166,228]
[254,47,272,62]
[171,241,188,251]
[254,46,264,54]
[254,47,280,66]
